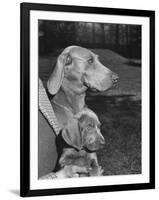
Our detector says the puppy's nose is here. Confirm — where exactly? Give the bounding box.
[112,73,119,83]
[100,138,105,146]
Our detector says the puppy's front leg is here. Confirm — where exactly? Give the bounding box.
[87,153,104,176]
[87,152,99,168]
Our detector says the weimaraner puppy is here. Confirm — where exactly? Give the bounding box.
[47,45,118,128]
[55,108,105,177]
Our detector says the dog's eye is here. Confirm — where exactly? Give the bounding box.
[86,124,93,131]
[88,57,94,64]
[65,55,72,66]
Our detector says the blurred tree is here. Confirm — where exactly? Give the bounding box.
[39,20,141,58]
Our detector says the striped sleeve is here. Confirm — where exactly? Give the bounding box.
[39,79,61,135]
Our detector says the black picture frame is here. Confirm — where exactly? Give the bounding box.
[20,2,155,197]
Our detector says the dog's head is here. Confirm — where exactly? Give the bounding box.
[61,108,105,151]
[47,46,119,95]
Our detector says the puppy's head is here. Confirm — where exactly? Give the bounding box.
[76,109,105,151]
[62,109,105,151]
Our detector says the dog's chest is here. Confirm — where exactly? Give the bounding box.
[51,102,74,128]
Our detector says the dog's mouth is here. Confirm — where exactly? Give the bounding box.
[88,87,99,93]
[84,82,100,92]
[84,80,118,94]
[112,82,118,89]
[86,143,103,152]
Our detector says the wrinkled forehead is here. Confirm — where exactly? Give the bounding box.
[64,46,95,60]
[80,113,100,127]
[87,116,100,126]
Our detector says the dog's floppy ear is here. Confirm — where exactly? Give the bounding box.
[47,53,72,95]
[62,118,83,150]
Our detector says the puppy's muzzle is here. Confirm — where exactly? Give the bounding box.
[97,137,105,149]
[87,135,105,151]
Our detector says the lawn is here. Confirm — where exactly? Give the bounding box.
[39,48,141,175]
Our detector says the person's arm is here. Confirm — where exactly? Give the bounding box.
[39,165,89,179]
[39,172,57,179]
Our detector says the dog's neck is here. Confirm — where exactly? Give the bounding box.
[53,85,86,114]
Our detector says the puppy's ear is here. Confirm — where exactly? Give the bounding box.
[75,112,88,132]
[62,119,83,150]
[47,53,71,95]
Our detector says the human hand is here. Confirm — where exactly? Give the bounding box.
[56,165,89,178]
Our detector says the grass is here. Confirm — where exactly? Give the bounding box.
[86,95,141,175]
[39,48,141,175]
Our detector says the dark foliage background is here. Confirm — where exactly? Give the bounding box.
[39,20,141,176]
[39,20,141,59]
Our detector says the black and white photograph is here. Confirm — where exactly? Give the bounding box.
[38,20,142,179]
[20,3,155,197]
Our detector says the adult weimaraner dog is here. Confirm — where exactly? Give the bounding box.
[47,45,119,128]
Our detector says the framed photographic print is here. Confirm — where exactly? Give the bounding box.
[20,2,155,197]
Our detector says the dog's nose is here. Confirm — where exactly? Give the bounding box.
[112,73,119,83]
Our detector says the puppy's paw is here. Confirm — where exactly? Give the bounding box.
[89,166,104,176]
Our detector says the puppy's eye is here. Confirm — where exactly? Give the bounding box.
[87,127,92,131]
[86,124,93,131]
[88,57,94,64]
[65,55,72,66]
